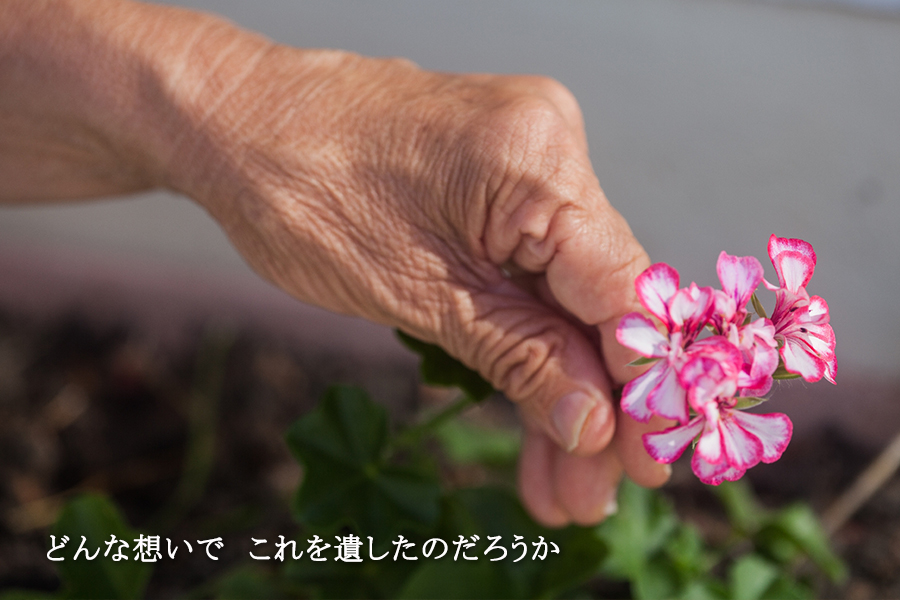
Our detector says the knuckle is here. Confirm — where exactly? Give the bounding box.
[504,117,583,197]
[484,319,567,401]
[502,95,569,139]
[450,78,584,179]
[383,56,420,71]
[478,93,571,155]
[474,96,573,196]
[529,76,582,118]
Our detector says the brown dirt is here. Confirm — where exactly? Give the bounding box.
[0,310,897,598]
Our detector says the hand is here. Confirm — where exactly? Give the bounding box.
[166,39,672,525]
[0,1,671,526]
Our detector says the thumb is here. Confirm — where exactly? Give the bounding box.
[446,280,616,455]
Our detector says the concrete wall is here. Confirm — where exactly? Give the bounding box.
[2,0,899,438]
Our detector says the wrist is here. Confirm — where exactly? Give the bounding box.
[158,31,354,221]
[78,1,278,198]
[0,0,279,200]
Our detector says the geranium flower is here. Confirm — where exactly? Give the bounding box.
[616,263,715,424]
[713,252,763,329]
[731,319,778,396]
[712,251,779,396]
[642,351,793,485]
[616,236,832,485]
[765,235,837,383]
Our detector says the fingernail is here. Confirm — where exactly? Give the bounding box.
[604,497,619,517]
[552,392,596,452]
[662,464,672,478]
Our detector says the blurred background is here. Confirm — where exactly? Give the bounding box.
[1,0,899,596]
[3,0,899,440]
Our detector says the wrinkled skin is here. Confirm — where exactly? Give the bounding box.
[1,0,671,526]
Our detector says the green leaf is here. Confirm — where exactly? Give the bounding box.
[0,590,59,600]
[664,524,710,579]
[762,575,814,599]
[396,331,494,401]
[714,480,766,534]
[214,565,281,600]
[734,397,768,410]
[768,504,847,583]
[750,293,768,320]
[52,494,152,600]
[284,550,417,600]
[627,356,661,367]
[398,560,513,600]
[754,527,801,565]
[597,479,678,580]
[633,557,678,600]
[728,554,778,600]
[675,579,728,600]
[434,420,520,466]
[632,521,721,599]
[772,364,802,380]
[404,487,606,600]
[286,386,441,544]
[596,481,732,600]
[772,372,802,380]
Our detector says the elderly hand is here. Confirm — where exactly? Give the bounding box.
[1,0,671,526]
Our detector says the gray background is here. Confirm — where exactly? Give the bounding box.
[2,0,898,437]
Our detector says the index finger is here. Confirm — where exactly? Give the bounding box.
[526,181,651,385]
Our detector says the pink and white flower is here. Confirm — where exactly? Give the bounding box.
[732,319,779,397]
[712,251,779,396]
[765,235,837,383]
[616,264,715,424]
[713,252,763,330]
[642,351,793,485]
[615,235,831,486]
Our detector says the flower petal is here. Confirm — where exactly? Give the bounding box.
[719,411,765,469]
[729,410,793,463]
[668,284,715,335]
[807,295,830,320]
[738,347,777,397]
[824,354,837,385]
[769,287,809,327]
[780,337,826,382]
[616,313,669,358]
[695,404,724,464]
[772,253,816,295]
[801,296,836,358]
[740,318,777,353]
[679,345,741,410]
[736,320,778,396]
[768,235,817,265]
[687,336,745,373]
[642,417,705,463]
[717,252,764,311]
[635,263,679,326]
[646,362,690,424]
[692,452,746,485]
[805,325,836,357]
[763,277,780,293]
[768,235,817,293]
[738,373,772,398]
[713,289,737,325]
[621,360,669,423]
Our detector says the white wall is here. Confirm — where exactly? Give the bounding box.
[2,0,899,382]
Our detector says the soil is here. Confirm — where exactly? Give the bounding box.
[1,310,897,598]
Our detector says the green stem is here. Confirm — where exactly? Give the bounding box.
[750,292,768,320]
[152,325,235,531]
[392,392,475,449]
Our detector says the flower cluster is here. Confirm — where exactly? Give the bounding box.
[616,235,836,484]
